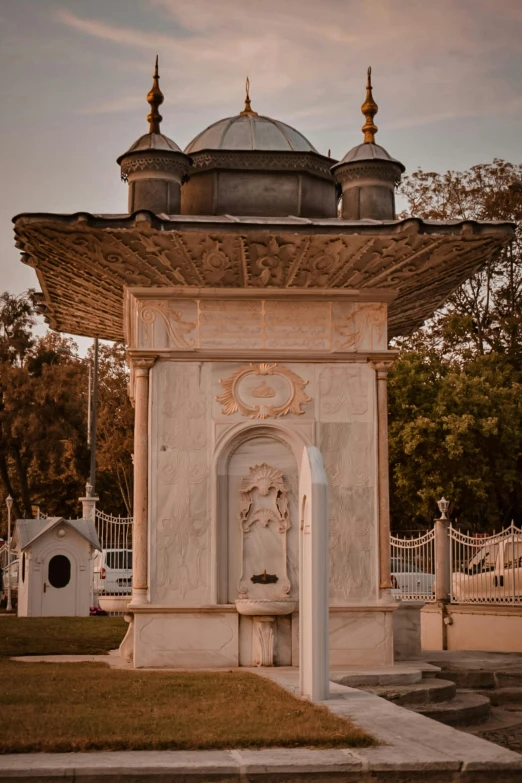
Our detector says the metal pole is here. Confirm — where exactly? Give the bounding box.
[89,338,99,494]
[87,361,92,448]
[6,496,13,612]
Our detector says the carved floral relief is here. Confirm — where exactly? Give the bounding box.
[237,463,291,598]
[319,366,369,419]
[333,303,387,351]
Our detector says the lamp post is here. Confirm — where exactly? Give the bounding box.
[5,495,13,612]
[437,496,450,521]
[435,495,451,603]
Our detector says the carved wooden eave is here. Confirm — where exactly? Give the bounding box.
[13,211,514,341]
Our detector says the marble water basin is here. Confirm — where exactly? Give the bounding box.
[235,599,296,616]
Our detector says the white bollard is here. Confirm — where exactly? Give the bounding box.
[299,446,329,702]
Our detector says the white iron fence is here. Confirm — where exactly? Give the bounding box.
[390,529,436,602]
[450,523,522,605]
[391,522,522,605]
[93,509,133,598]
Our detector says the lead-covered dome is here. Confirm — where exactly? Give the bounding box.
[181,81,336,218]
[185,113,317,154]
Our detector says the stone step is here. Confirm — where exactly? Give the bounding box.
[435,668,522,689]
[330,665,424,687]
[410,692,491,727]
[478,687,522,707]
[359,678,456,706]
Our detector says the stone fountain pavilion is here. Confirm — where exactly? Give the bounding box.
[13,62,513,673]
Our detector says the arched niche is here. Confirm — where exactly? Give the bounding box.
[214,423,311,605]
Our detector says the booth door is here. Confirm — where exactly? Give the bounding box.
[42,553,77,616]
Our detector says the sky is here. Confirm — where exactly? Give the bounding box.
[1,0,522,309]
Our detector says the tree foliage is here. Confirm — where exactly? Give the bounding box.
[390,160,522,531]
[0,292,133,536]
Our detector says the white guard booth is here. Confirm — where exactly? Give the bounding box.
[14,517,101,617]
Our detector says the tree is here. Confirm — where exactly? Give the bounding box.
[95,342,134,516]
[388,350,522,532]
[0,292,133,536]
[398,159,522,361]
[389,160,522,530]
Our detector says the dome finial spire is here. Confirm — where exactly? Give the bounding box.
[240,76,258,116]
[147,55,164,134]
[361,66,378,143]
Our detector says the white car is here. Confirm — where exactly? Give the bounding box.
[452,536,522,602]
[93,549,132,595]
[391,557,435,598]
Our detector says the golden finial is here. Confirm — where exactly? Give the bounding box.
[240,76,258,116]
[147,55,164,134]
[361,66,378,144]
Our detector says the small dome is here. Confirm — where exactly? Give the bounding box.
[120,132,183,157]
[335,142,405,171]
[185,114,317,155]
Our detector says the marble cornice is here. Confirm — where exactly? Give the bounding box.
[13,211,514,342]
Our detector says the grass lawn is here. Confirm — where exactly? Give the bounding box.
[0,616,126,657]
[0,660,374,753]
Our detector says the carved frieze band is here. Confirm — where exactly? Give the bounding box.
[216,363,311,419]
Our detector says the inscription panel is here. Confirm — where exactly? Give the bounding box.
[130,296,388,353]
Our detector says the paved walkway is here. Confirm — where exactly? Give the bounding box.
[3,655,522,781]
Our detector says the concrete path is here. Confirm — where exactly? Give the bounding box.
[3,656,522,781]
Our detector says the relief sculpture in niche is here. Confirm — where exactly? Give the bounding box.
[216,363,310,419]
[237,464,291,598]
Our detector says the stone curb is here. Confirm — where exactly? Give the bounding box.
[2,666,522,782]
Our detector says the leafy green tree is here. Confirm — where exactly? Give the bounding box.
[389,350,522,532]
[0,292,133,535]
[389,160,522,530]
[398,159,522,360]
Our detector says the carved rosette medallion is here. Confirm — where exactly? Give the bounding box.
[216,363,310,419]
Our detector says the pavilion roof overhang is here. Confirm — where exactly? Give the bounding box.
[12,211,514,342]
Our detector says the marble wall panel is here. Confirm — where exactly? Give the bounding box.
[151,362,211,605]
[329,610,394,666]
[318,362,378,604]
[134,612,239,668]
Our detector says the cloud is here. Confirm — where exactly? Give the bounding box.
[54,0,522,141]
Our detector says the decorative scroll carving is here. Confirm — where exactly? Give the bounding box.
[138,300,196,349]
[237,463,291,598]
[334,303,386,350]
[216,363,310,419]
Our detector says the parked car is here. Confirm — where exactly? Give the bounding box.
[391,557,435,598]
[93,549,132,595]
[452,536,522,601]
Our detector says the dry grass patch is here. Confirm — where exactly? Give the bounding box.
[0,617,126,657]
[0,660,375,753]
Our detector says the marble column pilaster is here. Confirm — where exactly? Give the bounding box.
[371,360,394,597]
[129,356,156,607]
